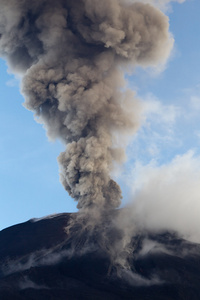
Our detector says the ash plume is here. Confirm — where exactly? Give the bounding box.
[135,0,185,11]
[0,0,173,214]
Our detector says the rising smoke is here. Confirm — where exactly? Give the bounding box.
[0,1,173,214]
[136,0,185,11]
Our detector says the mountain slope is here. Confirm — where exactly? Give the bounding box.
[1,212,200,300]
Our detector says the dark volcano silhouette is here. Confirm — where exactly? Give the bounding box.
[1,212,200,300]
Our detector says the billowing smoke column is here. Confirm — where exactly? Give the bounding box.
[0,0,173,213]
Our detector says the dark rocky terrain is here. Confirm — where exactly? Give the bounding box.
[1,212,200,300]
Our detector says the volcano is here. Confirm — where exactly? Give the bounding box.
[1,212,200,299]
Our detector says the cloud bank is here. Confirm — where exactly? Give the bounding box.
[127,151,200,243]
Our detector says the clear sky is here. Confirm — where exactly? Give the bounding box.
[1,0,200,230]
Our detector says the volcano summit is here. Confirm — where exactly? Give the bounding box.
[1,212,200,300]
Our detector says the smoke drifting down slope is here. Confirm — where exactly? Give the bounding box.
[0,0,173,212]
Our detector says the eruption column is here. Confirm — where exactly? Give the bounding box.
[0,0,173,212]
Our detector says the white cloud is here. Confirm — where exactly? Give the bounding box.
[124,94,181,164]
[190,96,200,111]
[122,85,200,171]
[128,150,200,243]
[6,78,19,87]
[142,94,180,125]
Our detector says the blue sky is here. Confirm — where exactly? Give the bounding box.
[1,0,200,230]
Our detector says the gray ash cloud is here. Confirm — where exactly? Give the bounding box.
[0,0,173,212]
